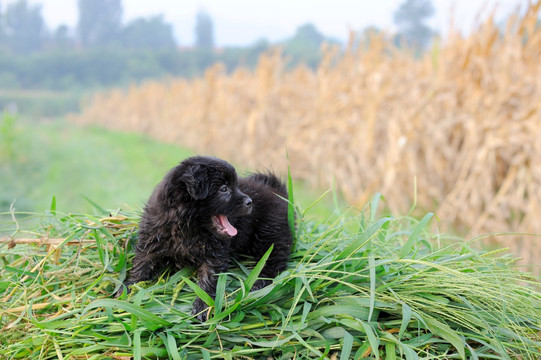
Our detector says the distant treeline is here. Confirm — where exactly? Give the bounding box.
[0,0,337,91]
[0,46,272,91]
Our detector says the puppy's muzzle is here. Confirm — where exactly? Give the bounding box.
[243,195,253,214]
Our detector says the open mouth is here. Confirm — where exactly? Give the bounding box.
[211,215,238,237]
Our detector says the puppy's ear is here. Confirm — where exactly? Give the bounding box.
[180,165,209,200]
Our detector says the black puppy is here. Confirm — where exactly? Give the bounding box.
[117,156,292,321]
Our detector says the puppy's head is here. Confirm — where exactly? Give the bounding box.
[165,156,252,237]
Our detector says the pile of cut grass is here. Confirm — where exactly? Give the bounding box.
[1,195,540,359]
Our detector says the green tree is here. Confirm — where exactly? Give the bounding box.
[0,2,3,37]
[77,0,122,47]
[194,10,214,49]
[393,0,435,51]
[294,23,325,45]
[121,15,177,49]
[0,2,5,48]
[52,25,74,49]
[283,23,329,68]
[3,0,45,53]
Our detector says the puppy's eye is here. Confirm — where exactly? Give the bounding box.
[219,185,228,193]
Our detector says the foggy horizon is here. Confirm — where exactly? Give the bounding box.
[5,0,530,46]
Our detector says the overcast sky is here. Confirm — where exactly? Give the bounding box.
[4,0,530,46]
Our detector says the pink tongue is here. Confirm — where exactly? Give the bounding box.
[218,215,237,236]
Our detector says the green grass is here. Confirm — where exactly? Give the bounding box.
[1,192,540,359]
[0,115,193,214]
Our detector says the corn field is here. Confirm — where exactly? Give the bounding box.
[73,3,541,267]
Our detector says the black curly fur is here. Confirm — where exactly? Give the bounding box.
[116,156,292,321]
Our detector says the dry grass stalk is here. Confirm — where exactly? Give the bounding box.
[72,3,541,267]
[0,238,93,246]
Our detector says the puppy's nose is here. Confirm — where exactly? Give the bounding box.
[244,197,253,207]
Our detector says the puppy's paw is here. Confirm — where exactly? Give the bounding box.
[113,282,133,298]
[113,288,123,298]
[192,297,211,322]
[114,286,128,298]
[251,279,271,291]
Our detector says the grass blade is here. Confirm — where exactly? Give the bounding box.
[201,349,211,360]
[286,156,297,252]
[244,244,273,292]
[338,217,392,260]
[400,212,434,258]
[360,320,380,360]
[80,194,106,213]
[385,343,396,360]
[49,195,56,215]
[133,329,142,360]
[214,273,228,315]
[370,193,383,222]
[82,299,171,331]
[182,276,215,307]
[166,333,182,360]
[400,343,419,360]
[340,331,354,360]
[368,254,376,322]
[423,315,465,359]
[399,303,411,341]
